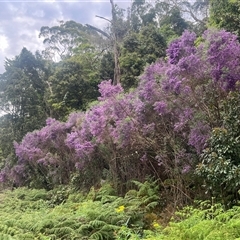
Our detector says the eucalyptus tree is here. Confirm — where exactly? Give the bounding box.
[158,5,189,39]
[155,0,209,35]
[161,0,209,23]
[129,0,157,31]
[39,19,110,119]
[87,1,129,85]
[39,20,104,61]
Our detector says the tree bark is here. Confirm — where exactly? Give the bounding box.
[110,0,121,85]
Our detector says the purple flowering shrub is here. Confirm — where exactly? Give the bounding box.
[137,29,240,202]
[2,29,240,198]
[65,80,155,190]
[129,29,240,200]
[161,30,240,150]
[8,116,80,188]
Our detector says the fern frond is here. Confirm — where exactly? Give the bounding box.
[124,190,138,200]
[90,230,111,240]
[15,232,35,240]
[54,219,80,229]
[6,226,21,236]
[78,223,93,234]
[0,233,14,240]
[89,219,106,228]
[47,226,74,238]
[146,201,159,211]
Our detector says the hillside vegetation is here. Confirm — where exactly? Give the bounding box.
[1,185,240,239]
[1,0,240,239]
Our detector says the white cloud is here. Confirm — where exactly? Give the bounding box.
[0,35,9,52]
[0,1,131,73]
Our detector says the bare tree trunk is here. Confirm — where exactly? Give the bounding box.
[87,0,121,85]
[110,0,121,85]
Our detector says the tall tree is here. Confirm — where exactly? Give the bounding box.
[0,48,50,170]
[120,24,166,89]
[110,0,121,85]
[39,20,103,61]
[158,6,189,37]
[0,48,48,141]
[209,0,240,37]
[46,58,100,120]
[155,0,209,35]
[87,1,130,85]
[130,0,156,30]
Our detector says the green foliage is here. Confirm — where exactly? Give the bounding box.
[39,20,103,60]
[209,0,240,37]
[158,6,189,36]
[0,48,49,165]
[47,58,99,119]
[0,179,161,239]
[131,179,160,211]
[120,24,166,89]
[153,201,240,240]
[130,0,157,30]
[0,48,48,136]
[99,52,115,81]
[196,91,240,204]
[1,184,240,239]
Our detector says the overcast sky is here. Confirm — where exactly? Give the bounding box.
[0,0,131,73]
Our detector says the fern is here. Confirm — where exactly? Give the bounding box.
[145,201,159,211]
[95,183,117,200]
[35,219,56,233]
[79,220,118,239]
[90,230,114,240]
[47,226,75,238]
[54,219,81,229]
[0,233,14,240]
[16,232,36,240]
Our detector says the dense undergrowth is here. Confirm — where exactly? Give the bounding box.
[1,182,240,240]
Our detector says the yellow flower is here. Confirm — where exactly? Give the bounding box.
[115,205,125,213]
[152,221,160,229]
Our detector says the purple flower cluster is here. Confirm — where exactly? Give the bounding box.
[3,29,240,187]
[153,101,167,115]
[165,29,240,93]
[98,80,123,101]
[11,118,76,186]
[188,122,211,154]
[166,30,196,64]
[203,30,240,90]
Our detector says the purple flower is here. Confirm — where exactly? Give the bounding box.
[182,165,191,174]
[140,153,148,162]
[46,117,57,126]
[153,101,167,115]
[98,80,123,101]
[174,108,193,132]
[142,123,155,135]
[167,31,196,65]
[188,122,211,154]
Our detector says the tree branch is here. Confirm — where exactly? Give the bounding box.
[85,24,110,39]
[96,15,112,23]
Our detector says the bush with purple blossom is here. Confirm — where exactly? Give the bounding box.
[11,118,76,188]
[2,29,240,203]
